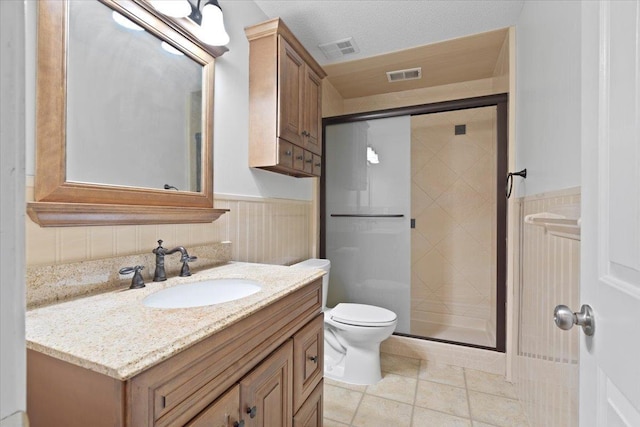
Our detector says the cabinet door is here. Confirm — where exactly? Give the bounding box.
[293,380,323,427]
[303,66,322,155]
[186,385,241,427]
[278,37,305,146]
[293,314,324,413]
[240,340,293,427]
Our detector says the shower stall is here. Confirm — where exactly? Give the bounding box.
[322,95,507,350]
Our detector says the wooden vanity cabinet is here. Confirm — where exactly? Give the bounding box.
[27,279,324,427]
[246,18,326,177]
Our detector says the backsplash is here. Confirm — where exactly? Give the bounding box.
[27,242,231,309]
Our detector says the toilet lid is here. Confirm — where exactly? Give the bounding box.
[329,303,397,327]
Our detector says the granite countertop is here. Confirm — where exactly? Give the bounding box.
[26,262,324,381]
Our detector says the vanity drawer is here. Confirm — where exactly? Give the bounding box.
[292,314,324,413]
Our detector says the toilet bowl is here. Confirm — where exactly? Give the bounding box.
[292,258,397,385]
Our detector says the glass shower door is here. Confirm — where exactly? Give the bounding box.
[325,116,411,333]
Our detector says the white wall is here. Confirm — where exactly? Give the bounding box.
[515,0,582,197]
[0,0,27,421]
[213,0,313,200]
[24,0,314,201]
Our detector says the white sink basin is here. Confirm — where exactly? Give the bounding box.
[143,279,262,309]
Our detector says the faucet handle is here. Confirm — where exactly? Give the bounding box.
[119,265,146,289]
[179,256,197,277]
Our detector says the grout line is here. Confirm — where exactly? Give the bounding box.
[463,367,474,423]
[348,388,365,426]
[409,364,420,426]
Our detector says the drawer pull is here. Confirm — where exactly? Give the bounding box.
[247,406,257,418]
[308,355,318,364]
[315,163,321,167]
[233,421,245,427]
[296,155,304,160]
[305,159,313,163]
[284,150,292,156]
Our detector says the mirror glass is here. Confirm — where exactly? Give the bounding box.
[65,0,203,192]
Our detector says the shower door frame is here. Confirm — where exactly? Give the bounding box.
[320,93,509,352]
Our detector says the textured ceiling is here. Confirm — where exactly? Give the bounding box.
[252,0,524,66]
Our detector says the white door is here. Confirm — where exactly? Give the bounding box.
[580,0,640,425]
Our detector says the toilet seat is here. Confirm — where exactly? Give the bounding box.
[329,303,397,327]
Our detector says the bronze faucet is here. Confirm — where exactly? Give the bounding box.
[152,239,198,281]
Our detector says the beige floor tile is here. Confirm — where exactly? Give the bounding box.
[323,383,363,425]
[323,419,350,427]
[415,380,470,418]
[381,353,421,378]
[419,360,466,388]
[468,391,529,427]
[352,395,413,427]
[325,377,367,392]
[464,369,518,399]
[412,406,472,426]
[365,373,417,404]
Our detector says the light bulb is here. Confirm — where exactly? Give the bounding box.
[112,11,144,31]
[150,0,191,18]
[200,3,230,46]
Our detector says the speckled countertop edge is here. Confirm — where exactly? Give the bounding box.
[26,262,324,381]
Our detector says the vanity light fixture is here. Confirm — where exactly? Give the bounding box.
[151,0,230,46]
[149,0,192,18]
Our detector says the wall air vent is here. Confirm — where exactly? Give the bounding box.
[386,67,422,83]
[318,37,360,60]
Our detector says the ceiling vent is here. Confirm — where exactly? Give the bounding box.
[386,67,422,83]
[318,37,360,60]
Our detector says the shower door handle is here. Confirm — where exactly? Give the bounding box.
[554,304,595,336]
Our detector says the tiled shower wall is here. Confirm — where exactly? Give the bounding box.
[410,107,497,346]
[26,179,312,267]
[514,187,580,427]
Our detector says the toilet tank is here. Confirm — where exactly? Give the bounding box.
[291,258,330,310]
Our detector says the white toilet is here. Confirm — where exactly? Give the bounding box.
[292,258,397,385]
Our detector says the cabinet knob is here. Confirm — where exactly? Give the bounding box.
[247,406,257,418]
[305,158,313,163]
[233,421,245,427]
[315,163,321,167]
[308,355,318,363]
[301,130,309,137]
[296,155,304,160]
[284,150,292,156]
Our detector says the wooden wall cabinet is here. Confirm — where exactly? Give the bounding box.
[246,18,326,178]
[27,279,324,427]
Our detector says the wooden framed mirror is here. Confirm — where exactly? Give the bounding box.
[27,0,228,226]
